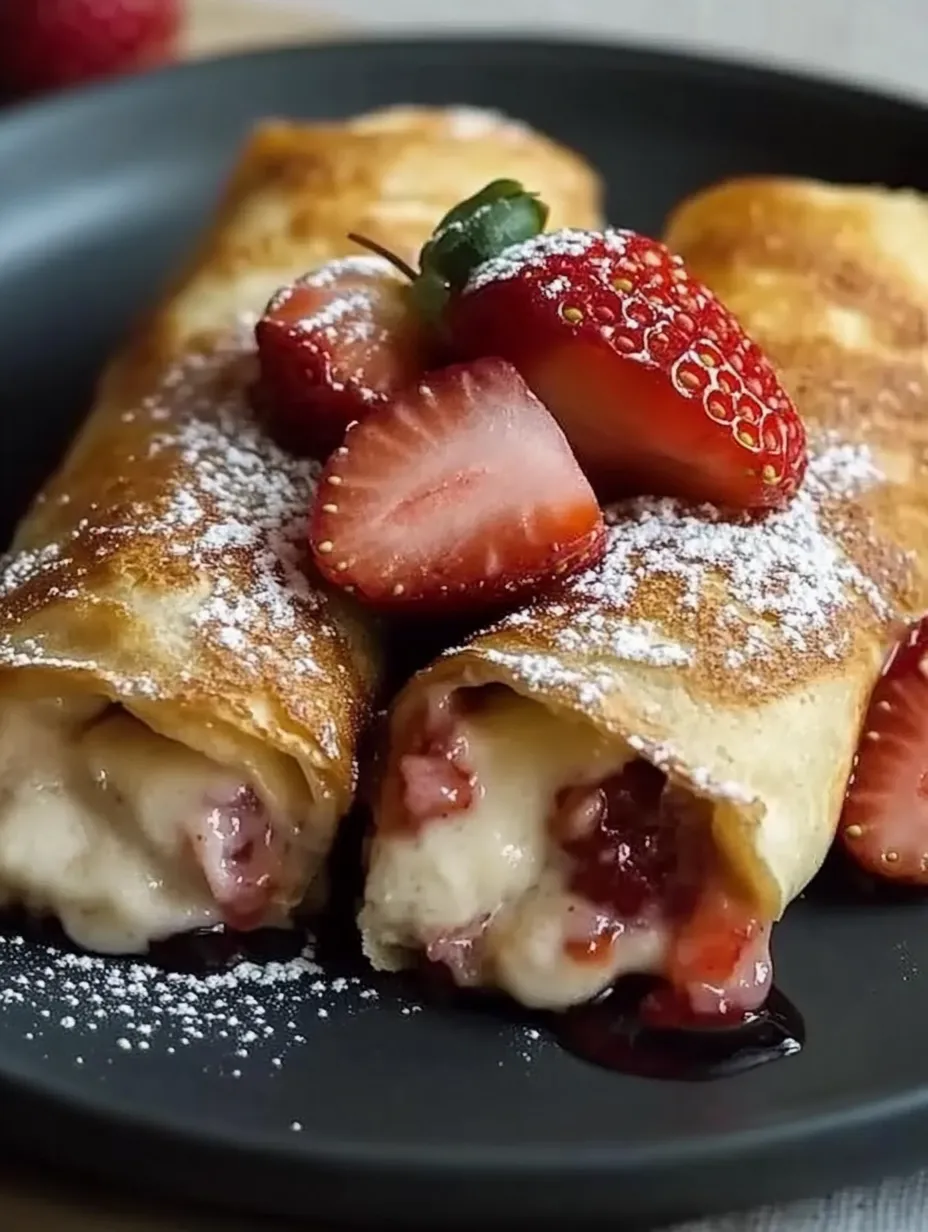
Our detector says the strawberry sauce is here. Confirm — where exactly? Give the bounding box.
[548,758,801,1077]
[553,759,768,1006]
[555,759,705,923]
[390,705,802,1077]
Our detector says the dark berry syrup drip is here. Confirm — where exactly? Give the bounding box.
[556,977,803,1081]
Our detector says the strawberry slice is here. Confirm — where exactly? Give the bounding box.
[668,888,763,988]
[309,357,605,612]
[839,620,928,883]
[446,228,807,509]
[641,891,769,1026]
[253,255,431,459]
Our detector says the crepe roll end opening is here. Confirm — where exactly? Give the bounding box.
[0,678,324,953]
[362,682,774,1015]
[711,797,784,923]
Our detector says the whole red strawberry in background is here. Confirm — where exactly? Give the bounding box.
[0,0,181,97]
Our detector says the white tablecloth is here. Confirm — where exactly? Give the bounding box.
[674,1174,928,1232]
[289,0,928,106]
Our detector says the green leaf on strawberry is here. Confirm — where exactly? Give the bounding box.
[350,178,549,324]
[415,179,549,314]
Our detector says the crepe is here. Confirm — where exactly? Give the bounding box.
[665,177,928,593]
[0,105,603,954]
[360,177,928,1012]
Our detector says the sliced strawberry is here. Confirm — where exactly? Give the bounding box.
[839,620,928,883]
[253,255,431,459]
[446,228,807,509]
[668,888,763,988]
[309,357,605,612]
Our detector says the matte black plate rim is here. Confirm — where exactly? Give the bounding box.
[1,33,926,140]
[3,1028,927,1173]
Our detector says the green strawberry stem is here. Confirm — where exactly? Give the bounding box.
[346,233,419,282]
[348,178,549,326]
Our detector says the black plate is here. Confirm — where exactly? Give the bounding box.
[1,37,928,1231]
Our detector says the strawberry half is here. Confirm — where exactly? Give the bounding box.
[309,357,605,612]
[839,620,928,883]
[253,255,431,459]
[446,228,807,510]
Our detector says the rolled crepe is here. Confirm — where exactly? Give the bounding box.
[0,106,602,954]
[361,178,928,1012]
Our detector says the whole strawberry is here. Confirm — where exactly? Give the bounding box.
[0,0,181,97]
[253,255,433,460]
[354,179,808,512]
[446,226,807,510]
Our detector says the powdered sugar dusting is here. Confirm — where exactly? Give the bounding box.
[445,106,531,141]
[145,326,326,674]
[0,542,62,592]
[461,440,896,703]
[555,614,693,667]
[573,441,889,647]
[479,648,611,709]
[466,228,614,293]
[432,200,495,246]
[0,320,333,687]
[289,290,377,342]
[0,929,397,1073]
[626,734,757,805]
[294,254,395,289]
[269,254,398,342]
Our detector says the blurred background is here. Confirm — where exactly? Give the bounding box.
[0,0,925,106]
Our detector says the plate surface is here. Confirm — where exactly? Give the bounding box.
[1,38,928,1230]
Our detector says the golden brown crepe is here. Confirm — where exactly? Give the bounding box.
[360,177,928,1012]
[0,105,603,954]
[665,177,928,593]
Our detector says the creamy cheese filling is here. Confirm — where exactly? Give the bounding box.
[0,694,273,953]
[362,690,680,1008]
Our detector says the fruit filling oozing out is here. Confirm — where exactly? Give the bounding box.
[0,695,290,952]
[365,686,770,1020]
